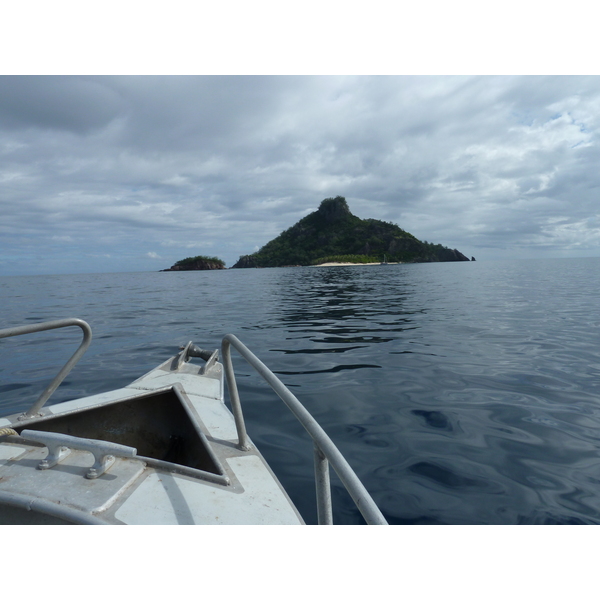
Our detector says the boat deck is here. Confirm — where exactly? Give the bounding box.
[0,357,303,525]
[1,319,387,525]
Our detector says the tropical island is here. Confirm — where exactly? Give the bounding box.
[232,196,470,268]
[161,255,226,271]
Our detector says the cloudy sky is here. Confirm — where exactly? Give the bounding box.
[2,74,600,275]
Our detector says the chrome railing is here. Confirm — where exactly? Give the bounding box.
[221,333,388,525]
[0,319,92,419]
[0,321,386,523]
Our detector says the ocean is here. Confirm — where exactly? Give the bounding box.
[2,257,600,524]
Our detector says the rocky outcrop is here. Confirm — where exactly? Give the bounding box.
[319,196,353,223]
[386,237,425,256]
[430,247,470,262]
[231,254,259,269]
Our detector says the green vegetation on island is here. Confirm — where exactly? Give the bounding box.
[232,196,470,268]
[161,255,225,271]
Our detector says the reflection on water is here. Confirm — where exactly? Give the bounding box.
[3,259,600,524]
[268,267,421,343]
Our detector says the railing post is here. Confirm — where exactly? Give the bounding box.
[0,319,92,419]
[314,443,333,525]
[221,333,388,525]
[221,337,250,451]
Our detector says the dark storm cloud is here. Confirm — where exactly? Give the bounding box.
[0,76,124,133]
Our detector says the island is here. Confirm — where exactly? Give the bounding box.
[161,255,226,271]
[232,196,470,268]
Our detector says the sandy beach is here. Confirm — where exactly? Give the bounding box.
[311,261,398,267]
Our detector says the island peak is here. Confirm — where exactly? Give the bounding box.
[317,196,353,224]
[232,196,470,268]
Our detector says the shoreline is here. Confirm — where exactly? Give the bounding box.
[311,261,399,267]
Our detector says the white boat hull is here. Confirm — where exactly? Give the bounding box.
[0,353,304,525]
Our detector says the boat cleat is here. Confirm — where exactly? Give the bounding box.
[20,429,138,479]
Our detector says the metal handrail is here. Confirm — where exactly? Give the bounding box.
[0,319,92,418]
[221,333,388,525]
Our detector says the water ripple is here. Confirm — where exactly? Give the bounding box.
[4,260,600,524]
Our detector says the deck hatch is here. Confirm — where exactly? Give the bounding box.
[12,386,227,482]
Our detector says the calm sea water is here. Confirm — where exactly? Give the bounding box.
[2,258,600,524]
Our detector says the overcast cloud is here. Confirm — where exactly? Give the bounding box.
[1,75,600,275]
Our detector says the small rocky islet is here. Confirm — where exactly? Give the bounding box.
[160,256,226,271]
